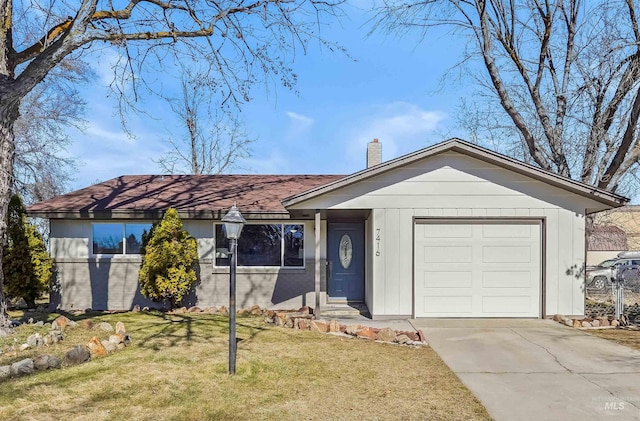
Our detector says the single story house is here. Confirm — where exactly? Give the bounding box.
[27,138,628,318]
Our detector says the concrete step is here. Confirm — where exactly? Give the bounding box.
[317,305,370,319]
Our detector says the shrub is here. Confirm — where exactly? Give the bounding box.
[138,208,198,308]
[3,194,53,308]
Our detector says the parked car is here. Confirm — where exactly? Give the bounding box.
[586,251,640,291]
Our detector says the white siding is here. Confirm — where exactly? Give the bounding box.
[291,151,593,317]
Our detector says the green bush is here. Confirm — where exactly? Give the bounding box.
[3,194,53,308]
[138,208,198,308]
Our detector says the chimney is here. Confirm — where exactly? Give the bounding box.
[367,138,382,168]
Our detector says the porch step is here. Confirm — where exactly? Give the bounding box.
[317,304,370,319]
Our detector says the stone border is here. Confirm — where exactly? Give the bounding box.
[0,316,132,382]
[263,309,427,346]
[551,313,635,329]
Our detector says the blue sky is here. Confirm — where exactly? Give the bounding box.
[65,3,473,189]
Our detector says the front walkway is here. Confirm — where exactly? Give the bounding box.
[411,319,640,420]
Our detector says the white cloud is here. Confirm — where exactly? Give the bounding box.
[345,102,447,168]
[285,111,314,139]
[286,111,314,125]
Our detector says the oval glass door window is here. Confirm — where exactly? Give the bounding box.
[339,234,353,269]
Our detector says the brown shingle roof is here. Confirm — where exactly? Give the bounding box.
[27,175,344,219]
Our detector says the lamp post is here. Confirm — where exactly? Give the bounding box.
[221,204,245,375]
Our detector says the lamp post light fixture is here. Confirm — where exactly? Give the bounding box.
[221,204,245,375]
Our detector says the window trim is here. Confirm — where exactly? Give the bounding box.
[90,222,153,257]
[214,222,306,269]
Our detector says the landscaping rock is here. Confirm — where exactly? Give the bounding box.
[218,306,228,316]
[561,318,573,327]
[345,325,360,336]
[115,322,126,334]
[581,321,592,328]
[396,334,411,345]
[33,355,53,371]
[142,306,150,312]
[552,314,564,322]
[10,359,34,377]
[109,333,131,346]
[0,365,10,380]
[377,327,396,342]
[34,321,44,327]
[573,319,582,328]
[612,319,620,327]
[101,340,117,354]
[80,319,94,330]
[46,331,64,345]
[187,306,202,313]
[250,305,262,315]
[47,355,62,369]
[356,326,377,340]
[310,320,329,333]
[296,318,311,330]
[132,305,141,312]
[98,322,113,332]
[284,316,295,328]
[65,346,90,365]
[27,333,43,348]
[598,317,610,327]
[237,308,249,315]
[51,315,72,331]
[202,307,218,314]
[592,319,601,327]
[87,337,108,357]
[19,343,29,351]
[329,320,341,333]
[298,306,312,315]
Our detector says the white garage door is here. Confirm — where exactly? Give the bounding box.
[414,220,541,318]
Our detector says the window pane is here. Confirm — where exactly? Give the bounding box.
[237,225,282,266]
[93,224,123,254]
[284,225,304,267]
[125,224,152,254]
[215,225,230,266]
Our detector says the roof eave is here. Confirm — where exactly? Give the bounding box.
[26,209,292,220]
[282,139,629,209]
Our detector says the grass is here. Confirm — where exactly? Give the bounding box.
[584,327,640,352]
[0,311,491,421]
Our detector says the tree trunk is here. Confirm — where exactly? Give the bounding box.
[0,100,18,329]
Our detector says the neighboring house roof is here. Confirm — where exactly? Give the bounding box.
[587,225,629,251]
[282,138,629,210]
[27,174,344,219]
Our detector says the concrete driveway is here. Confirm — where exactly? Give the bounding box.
[411,319,640,420]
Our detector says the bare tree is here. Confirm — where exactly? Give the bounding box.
[375,0,640,195]
[0,0,343,330]
[156,74,255,174]
[13,57,91,204]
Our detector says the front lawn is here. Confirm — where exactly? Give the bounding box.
[0,311,491,421]
[585,328,640,352]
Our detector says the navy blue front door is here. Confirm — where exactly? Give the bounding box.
[327,222,364,301]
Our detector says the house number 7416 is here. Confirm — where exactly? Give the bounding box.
[375,229,381,256]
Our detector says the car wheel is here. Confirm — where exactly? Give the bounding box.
[590,276,608,291]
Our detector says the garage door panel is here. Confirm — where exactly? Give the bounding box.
[422,271,473,288]
[482,245,532,263]
[482,271,532,288]
[482,224,532,238]
[423,296,472,313]
[423,246,472,263]
[414,221,541,318]
[482,296,534,314]
[423,224,472,238]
